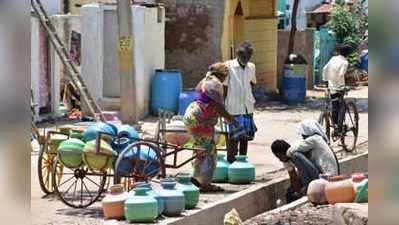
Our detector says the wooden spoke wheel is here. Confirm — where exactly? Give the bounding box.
[38,147,63,195]
[52,156,107,208]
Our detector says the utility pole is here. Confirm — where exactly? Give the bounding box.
[117,0,137,123]
[287,0,300,57]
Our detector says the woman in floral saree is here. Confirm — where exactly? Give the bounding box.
[183,63,239,192]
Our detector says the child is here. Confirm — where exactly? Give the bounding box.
[224,41,258,163]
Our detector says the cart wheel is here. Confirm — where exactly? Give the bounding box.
[53,156,107,208]
[114,142,163,191]
[38,146,63,194]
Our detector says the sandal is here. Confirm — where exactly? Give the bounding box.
[200,184,224,193]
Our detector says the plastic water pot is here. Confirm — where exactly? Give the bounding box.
[164,120,191,146]
[102,184,129,220]
[325,179,356,204]
[116,145,161,178]
[176,174,200,209]
[82,122,117,142]
[117,125,139,140]
[307,179,329,205]
[151,69,182,115]
[124,188,158,223]
[159,180,185,216]
[57,138,85,169]
[228,155,255,184]
[212,154,229,183]
[133,182,164,216]
[82,140,116,171]
[111,137,134,155]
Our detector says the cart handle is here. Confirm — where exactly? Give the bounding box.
[46,130,70,140]
[95,131,114,154]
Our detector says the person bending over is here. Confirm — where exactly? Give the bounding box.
[270,119,339,202]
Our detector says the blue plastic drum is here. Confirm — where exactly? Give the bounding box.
[116,144,161,178]
[151,70,182,115]
[282,64,306,103]
[178,89,197,115]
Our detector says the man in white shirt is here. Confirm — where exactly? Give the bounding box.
[322,44,352,134]
[224,42,258,163]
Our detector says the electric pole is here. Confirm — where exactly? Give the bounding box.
[117,0,137,123]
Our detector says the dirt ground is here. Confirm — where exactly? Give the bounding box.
[31,87,368,225]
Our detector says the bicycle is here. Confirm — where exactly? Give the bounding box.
[318,87,359,152]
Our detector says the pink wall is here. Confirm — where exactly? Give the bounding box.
[38,23,50,110]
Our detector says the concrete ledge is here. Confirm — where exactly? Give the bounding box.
[340,151,368,174]
[167,152,368,225]
[167,177,290,225]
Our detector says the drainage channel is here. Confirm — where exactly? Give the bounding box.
[166,152,368,225]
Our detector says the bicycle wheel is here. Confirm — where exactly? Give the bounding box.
[340,101,359,152]
[53,156,107,208]
[318,111,331,143]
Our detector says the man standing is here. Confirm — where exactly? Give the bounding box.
[322,44,352,135]
[224,41,258,163]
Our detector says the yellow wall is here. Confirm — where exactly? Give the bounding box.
[248,0,275,18]
[246,18,277,90]
[221,0,278,92]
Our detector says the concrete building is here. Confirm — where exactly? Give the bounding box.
[31,13,81,121]
[160,0,279,93]
[60,0,116,14]
[31,2,165,120]
[80,3,165,119]
[36,0,62,15]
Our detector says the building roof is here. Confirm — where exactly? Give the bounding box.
[306,3,333,14]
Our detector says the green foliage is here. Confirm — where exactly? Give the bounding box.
[347,52,360,67]
[334,0,345,6]
[327,5,359,44]
[327,4,367,67]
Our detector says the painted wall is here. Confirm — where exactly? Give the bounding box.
[81,4,165,119]
[31,16,41,121]
[221,0,278,92]
[50,15,81,115]
[277,29,315,90]
[161,0,225,88]
[38,0,62,15]
[66,0,116,14]
[162,0,278,92]
[31,16,54,120]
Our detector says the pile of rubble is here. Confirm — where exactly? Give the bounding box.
[243,203,368,225]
